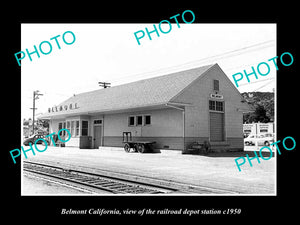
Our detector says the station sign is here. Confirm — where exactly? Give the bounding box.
[48,103,78,113]
[210,93,223,99]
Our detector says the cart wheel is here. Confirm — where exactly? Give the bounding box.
[137,144,146,153]
[203,140,211,154]
[124,143,131,153]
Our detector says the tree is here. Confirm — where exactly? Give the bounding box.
[37,119,49,128]
[244,104,270,123]
[23,118,29,126]
[254,105,270,123]
[242,92,274,123]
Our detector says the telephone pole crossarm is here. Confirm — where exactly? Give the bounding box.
[98,82,111,88]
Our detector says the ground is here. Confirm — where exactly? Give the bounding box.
[21,145,276,195]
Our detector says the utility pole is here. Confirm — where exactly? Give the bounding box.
[98,82,111,88]
[30,90,43,135]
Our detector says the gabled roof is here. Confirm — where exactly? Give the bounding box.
[39,64,215,119]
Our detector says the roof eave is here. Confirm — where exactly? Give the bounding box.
[37,103,171,119]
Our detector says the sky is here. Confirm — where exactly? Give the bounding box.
[21,23,276,119]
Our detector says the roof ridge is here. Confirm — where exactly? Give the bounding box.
[168,63,217,103]
[73,64,216,97]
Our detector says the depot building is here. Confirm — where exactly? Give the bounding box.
[38,64,251,151]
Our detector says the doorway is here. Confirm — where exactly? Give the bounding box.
[209,112,225,141]
[93,125,102,148]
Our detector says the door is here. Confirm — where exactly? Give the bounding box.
[93,126,102,148]
[209,112,225,141]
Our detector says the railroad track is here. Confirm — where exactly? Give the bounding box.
[23,161,239,194]
[23,161,176,194]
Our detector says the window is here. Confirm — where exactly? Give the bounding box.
[71,121,75,137]
[209,100,216,110]
[58,122,62,131]
[128,116,135,126]
[213,79,219,91]
[58,122,66,136]
[82,121,88,136]
[63,122,66,136]
[136,116,143,126]
[94,119,102,125]
[76,121,80,136]
[216,101,223,111]
[209,100,224,112]
[66,120,80,137]
[66,121,70,133]
[128,115,151,126]
[144,115,151,125]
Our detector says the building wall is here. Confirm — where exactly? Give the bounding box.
[104,108,182,137]
[102,108,183,149]
[48,66,246,151]
[49,109,184,149]
[49,116,92,148]
[172,65,245,150]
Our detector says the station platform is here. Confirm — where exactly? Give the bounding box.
[21,146,275,195]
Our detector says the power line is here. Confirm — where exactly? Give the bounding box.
[108,40,275,84]
[253,79,275,92]
[168,40,275,69]
[238,77,275,87]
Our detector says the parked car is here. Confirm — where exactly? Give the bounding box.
[244,133,274,146]
[23,134,49,146]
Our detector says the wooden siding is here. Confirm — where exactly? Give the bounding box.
[171,64,245,140]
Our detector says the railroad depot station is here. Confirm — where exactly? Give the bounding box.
[38,64,252,152]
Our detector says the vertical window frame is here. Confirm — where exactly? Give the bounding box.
[128,116,135,126]
[66,121,71,134]
[136,115,143,126]
[209,100,224,112]
[75,120,80,136]
[209,100,216,110]
[71,121,75,137]
[213,79,219,91]
[144,115,151,126]
[81,120,89,136]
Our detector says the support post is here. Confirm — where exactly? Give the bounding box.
[165,103,186,151]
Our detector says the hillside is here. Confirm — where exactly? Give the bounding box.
[241,92,274,123]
